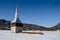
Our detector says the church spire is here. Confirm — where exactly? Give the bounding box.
[11,5,23,33]
[11,6,21,23]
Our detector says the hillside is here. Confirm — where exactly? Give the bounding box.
[0,19,60,31]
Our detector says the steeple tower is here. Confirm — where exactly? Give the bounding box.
[11,6,23,33]
[12,6,21,23]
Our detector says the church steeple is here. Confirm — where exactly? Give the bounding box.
[11,6,21,23]
[11,6,23,33]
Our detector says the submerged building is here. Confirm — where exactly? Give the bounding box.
[11,6,23,33]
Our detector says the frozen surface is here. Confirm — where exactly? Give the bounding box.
[0,30,60,40]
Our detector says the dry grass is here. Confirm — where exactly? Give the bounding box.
[20,32,43,35]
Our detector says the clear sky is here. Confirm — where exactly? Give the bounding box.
[0,0,60,27]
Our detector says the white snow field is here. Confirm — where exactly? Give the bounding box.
[0,30,60,40]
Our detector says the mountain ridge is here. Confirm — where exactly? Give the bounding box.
[0,19,60,31]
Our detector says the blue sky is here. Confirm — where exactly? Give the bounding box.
[0,0,60,27]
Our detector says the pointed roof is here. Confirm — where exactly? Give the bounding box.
[11,6,21,23]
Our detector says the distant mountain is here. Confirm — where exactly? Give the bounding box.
[22,23,49,31]
[0,19,11,30]
[51,23,60,30]
[0,19,60,31]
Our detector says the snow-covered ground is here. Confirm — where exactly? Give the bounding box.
[0,30,60,40]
